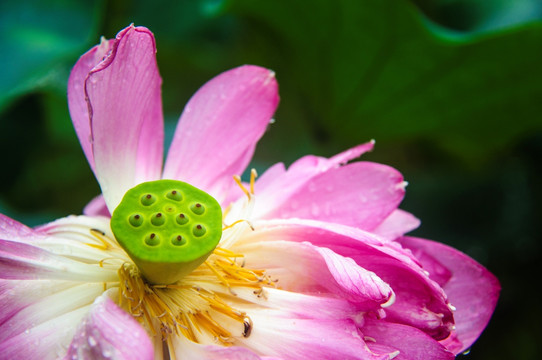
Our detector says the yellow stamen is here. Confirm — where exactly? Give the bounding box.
[223,219,254,231]
[85,228,111,250]
[204,261,232,289]
[249,168,258,195]
[233,175,250,199]
[213,247,245,258]
[117,247,269,346]
[232,168,258,200]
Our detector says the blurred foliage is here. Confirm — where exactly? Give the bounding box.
[0,0,101,111]
[229,0,542,164]
[0,0,541,359]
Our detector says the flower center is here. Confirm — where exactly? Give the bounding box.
[110,179,222,284]
[116,244,276,345]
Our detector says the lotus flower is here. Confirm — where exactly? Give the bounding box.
[0,25,499,360]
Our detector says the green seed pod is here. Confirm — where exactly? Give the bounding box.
[111,179,223,284]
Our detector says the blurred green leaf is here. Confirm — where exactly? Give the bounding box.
[228,0,542,164]
[411,0,542,32]
[0,0,101,111]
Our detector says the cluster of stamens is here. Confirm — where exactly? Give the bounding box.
[117,246,276,345]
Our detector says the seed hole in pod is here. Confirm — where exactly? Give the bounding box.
[190,203,205,215]
[176,213,189,225]
[171,235,186,246]
[166,190,183,201]
[141,194,156,206]
[129,214,143,227]
[145,233,160,246]
[151,213,165,226]
[193,224,206,237]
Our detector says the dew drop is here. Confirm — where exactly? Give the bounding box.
[88,336,97,347]
[102,349,112,358]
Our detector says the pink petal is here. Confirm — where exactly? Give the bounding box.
[162,65,279,203]
[82,195,110,217]
[224,162,286,206]
[399,236,500,354]
[252,162,286,192]
[315,246,395,307]
[238,313,389,360]
[0,280,71,326]
[372,209,421,240]
[328,140,375,165]
[170,335,262,360]
[0,213,44,242]
[0,303,88,359]
[65,293,153,360]
[235,237,393,310]
[362,318,455,360]
[0,239,117,282]
[71,25,164,211]
[286,141,375,176]
[68,37,115,172]
[249,219,454,339]
[233,287,361,321]
[256,161,405,230]
[1,282,103,343]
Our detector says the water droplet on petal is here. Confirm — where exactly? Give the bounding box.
[102,349,112,358]
[88,336,97,347]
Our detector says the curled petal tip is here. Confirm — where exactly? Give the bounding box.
[397,181,408,191]
[265,70,276,84]
[381,290,396,308]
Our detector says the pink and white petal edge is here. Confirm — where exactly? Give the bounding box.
[256,161,405,230]
[246,219,454,338]
[67,37,115,173]
[78,25,164,212]
[170,335,262,360]
[234,233,393,310]
[372,209,421,241]
[236,313,389,360]
[0,213,45,242]
[163,65,279,202]
[362,318,455,360]
[399,236,500,354]
[253,142,374,202]
[65,292,154,360]
[82,195,110,217]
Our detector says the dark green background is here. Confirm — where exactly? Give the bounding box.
[1,0,540,358]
